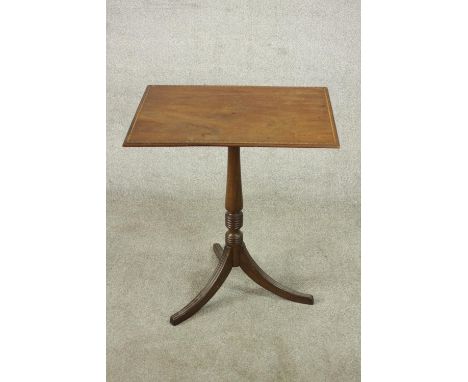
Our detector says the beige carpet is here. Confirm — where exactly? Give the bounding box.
[107,1,360,380]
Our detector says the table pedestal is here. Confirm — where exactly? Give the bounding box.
[170,147,314,325]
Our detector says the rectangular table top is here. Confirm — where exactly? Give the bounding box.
[123,85,339,148]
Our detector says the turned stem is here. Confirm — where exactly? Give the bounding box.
[225,147,243,266]
[225,147,243,211]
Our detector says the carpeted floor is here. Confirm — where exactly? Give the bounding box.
[107,1,360,380]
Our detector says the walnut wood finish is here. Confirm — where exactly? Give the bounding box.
[170,147,314,325]
[240,244,314,305]
[225,147,243,267]
[212,243,224,261]
[170,246,232,326]
[123,85,339,148]
[123,85,337,324]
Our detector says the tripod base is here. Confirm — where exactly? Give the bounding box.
[169,147,314,326]
[170,243,314,326]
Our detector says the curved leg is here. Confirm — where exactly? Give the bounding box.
[170,248,232,325]
[212,243,224,261]
[239,245,314,305]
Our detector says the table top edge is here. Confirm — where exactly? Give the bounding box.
[123,85,340,148]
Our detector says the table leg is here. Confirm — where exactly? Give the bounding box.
[240,244,314,305]
[170,246,232,326]
[170,146,314,325]
[212,243,224,261]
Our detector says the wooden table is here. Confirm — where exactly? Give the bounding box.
[123,85,339,325]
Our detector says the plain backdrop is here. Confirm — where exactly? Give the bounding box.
[107,1,360,381]
[1,1,468,381]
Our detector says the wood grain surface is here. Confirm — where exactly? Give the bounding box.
[123,85,339,148]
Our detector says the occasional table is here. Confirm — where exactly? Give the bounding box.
[123,85,339,325]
